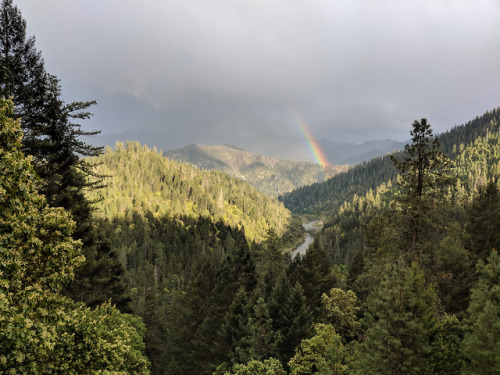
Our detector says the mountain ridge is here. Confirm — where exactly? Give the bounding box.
[164,144,349,197]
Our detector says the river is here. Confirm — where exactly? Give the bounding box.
[290,220,321,258]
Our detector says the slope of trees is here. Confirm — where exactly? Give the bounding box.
[281,108,500,216]
[165,144,348,197]
[317,110,500,267]
[87,142,302,244]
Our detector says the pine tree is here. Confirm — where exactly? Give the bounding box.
[236,297,282,363]
[0,0,130,310]
[288,324,347,375]
[223,358,285,375]
[321,288,361,341]
[268,277,313,365]
[355,259,437,375]
[462,250,500,374]
[466,181,500,261]
[0,98,149,373]
[0,0,101,210]
[218,291,253,366]
[288,239,339,319]
[390,118,453,262]
[430,314,464,375]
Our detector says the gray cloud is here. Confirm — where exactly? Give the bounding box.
[15,0,500,161]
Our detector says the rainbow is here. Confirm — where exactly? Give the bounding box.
[291,111,329,167]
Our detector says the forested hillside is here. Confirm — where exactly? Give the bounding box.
[165,144,348,197]
[281,108,500,215]
[87,141,301,244]
[319,110,500,267]
[313,108,500,260]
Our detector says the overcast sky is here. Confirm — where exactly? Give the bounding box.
[14,0,500,160]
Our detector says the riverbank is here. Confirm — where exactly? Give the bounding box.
[289,219,322,258]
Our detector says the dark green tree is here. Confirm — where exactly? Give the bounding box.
[288,238,339,320]
[255,228,287,298]
[268,277,313,365]
[236,297,282,364]
[0,0,101,211]
[462,250,500,374]
[0,99,149,373]
[218,290,253,367]
[0,0,130,310]
[466,180,500,261]
[430,314,464,375]
[390,118,454,262]
[355,260,437,375]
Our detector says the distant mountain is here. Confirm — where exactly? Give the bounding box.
[319,139,406,165]
[86,131,404,166]
[164,144,349,197]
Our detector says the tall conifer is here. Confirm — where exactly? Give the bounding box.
[0,0,129,309]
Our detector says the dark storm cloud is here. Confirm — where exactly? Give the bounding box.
[15,0,500,160]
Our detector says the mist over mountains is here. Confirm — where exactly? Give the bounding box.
[90,130,404,165]
[164,144,348,197]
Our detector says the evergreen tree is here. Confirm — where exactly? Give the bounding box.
[321,288,361,341]
[255,228,287,298]
[0,0,101,212]
[288,239,339,319]
[466,180,500,261]
[236,297,282,364]
[218,290,253,367]
[355,259,437,375]
[390,118,453,263]
[268,277,313,365]
[223,358,285,375]
[430,314,464,375]
[0,99,148,373]
[0,0,130,310]
[462,250,500,374]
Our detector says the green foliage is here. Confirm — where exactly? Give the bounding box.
[88,142,299,244]
[282,107,500,216]
[390,118,454,261]
[236,297,282,363]
[281,154,398,215]
[430,314,464,375]
[0,0,129,313]
[466,181,500,261]
[0,99,149,373]
[355,260,437,375]
[223,358,285,375]
[462,250,500,375]
[287,240,341,320]
[288,324,347,375]
[321,288,361,341]
[268,278,313,365]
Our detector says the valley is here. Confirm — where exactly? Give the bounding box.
[2,1,499,373]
